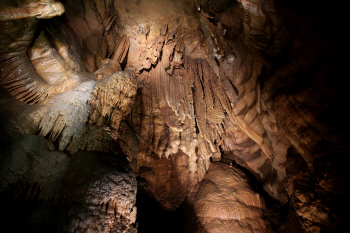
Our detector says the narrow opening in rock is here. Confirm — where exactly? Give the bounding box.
[136,191,185,233]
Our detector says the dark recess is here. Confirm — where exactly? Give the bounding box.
[136,190,185,233]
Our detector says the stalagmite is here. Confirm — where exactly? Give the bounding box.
[0,0,346,232]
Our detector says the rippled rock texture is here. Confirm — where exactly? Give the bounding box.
[194,163,267,233]
[0,0,347,232]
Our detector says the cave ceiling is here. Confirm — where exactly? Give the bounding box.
[0,0,347,232]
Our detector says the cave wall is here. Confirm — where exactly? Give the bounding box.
[0,0,347,232]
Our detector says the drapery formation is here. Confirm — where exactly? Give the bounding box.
[0,0,346,232]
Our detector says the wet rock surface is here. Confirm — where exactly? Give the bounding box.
[0,0,347,232]
[193,162,267,233]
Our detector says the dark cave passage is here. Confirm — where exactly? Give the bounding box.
[136,191,186,233]
[0,190,53,233]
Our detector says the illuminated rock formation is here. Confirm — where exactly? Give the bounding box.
[194,163,266,233]
[0,0,347,232]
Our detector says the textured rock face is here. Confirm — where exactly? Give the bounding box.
[0,0,138,154]
[0,1,138,231]
[193,163,266,233]
[137,149,199,211]
[0,0,347,232]
[0,135,137,232]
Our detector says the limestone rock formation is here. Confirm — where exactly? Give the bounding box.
[0,0,347,232]
[193,163,266,233]
[0,135,137,232]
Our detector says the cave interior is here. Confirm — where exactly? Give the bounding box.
[0,0,348,232]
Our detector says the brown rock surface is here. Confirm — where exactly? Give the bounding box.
[0,0,347,232]
[0,135,137,232]
[193,162,266,233]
